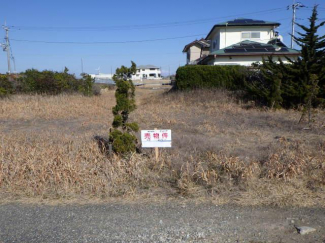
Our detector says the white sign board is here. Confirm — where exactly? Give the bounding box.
[141,130,172,148]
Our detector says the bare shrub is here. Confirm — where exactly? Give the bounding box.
[172,152,261,196]
[92,84,101,96]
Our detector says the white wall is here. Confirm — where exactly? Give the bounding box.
[209,55,297,66]
[210,26,276,51]
[90,73,113,79]
[132,68,162,80]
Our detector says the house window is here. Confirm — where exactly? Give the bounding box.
[251,32,260,38]
[149,68,156,70]
[242,33,251,38]
[241,32,260,39]
[142,69,145,71]
[158,74,161,77]
[149,73,156,77]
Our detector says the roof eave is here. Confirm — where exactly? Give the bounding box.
[206,23,280,40]
[210,52,300,57]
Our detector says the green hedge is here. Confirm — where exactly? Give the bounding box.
[175,65,247,90]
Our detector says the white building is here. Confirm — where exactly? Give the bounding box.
[90,73,113,80]
[90,73,114,84]
[186,18,300,66]
[132,65,162,80]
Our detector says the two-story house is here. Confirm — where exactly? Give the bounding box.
[182,38,210,65]
[185,18,300,66]
[132,65,162,80]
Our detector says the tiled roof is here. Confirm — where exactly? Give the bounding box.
[183,38,211,52]
[198,40,300,65]
[206,18,280,39]
[209,40,300,56]
[215,18,280,27]
[137,65,159,69]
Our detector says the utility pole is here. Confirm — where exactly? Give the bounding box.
[288,1,305,49]
[11,56,16,73]
[1,23,11,74]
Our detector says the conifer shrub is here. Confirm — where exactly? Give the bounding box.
[244,58,300,109]
[175,65,247,90]
[109,61,139,155]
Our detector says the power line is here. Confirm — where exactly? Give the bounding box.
[11,34,207,45]
[9,17,293,46]
[9,15,294,46]
[9,7,287,32]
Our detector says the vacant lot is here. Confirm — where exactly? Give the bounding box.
[0,87,324,206]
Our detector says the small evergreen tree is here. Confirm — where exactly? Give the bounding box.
[260,57,283,109]
[244,57,283,109]
[109,61,139,154]
[79,73,94,96]
[287,5,325,123]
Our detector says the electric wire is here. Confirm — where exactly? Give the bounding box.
[11,34,207,44]
[9,7,287,32]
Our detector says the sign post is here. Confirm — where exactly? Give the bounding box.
[154,128,159,162]
[141,129,172,162]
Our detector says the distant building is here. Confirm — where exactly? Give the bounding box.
[132,65,162,80]
[90,73,114,84]
[90,73,113,80]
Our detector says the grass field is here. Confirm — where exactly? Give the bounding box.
[0,87,324,206]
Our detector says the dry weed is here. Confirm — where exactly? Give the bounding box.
[263,141,309,180]
[0,89,324,206]
[0,134,158,199]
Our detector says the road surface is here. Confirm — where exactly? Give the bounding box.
[0,201,324,243]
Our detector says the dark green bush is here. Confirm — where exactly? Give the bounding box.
[0,74,13,98]
[78,73,95,96]
[175,65,247,90]
[1,68,96,96]
[244,62,309,109]
[20,68,87,94]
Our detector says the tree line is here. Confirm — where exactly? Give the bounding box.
[0,67,96,97]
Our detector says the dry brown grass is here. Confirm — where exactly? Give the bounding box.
[0,88,324,206]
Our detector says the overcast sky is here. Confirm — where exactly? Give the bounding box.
[1,0,324,76]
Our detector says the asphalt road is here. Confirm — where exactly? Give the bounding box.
[0,202,324,243]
